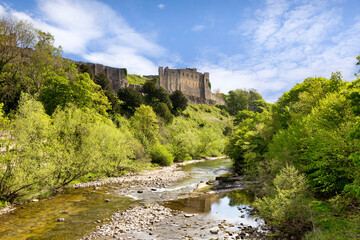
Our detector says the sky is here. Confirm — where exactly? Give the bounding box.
[1,0,360,102]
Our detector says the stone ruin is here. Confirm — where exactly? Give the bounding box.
[81,62,225,105]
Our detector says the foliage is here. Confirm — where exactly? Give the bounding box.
[40,71,111,116]
[142,80,172,109]
[126,74,147,85]
[154,102,174,124]
[77,63,94,80]
[130,105,159,148]
[166,104,231,161]
[223,89,268,116]
[170,90,188,115]
[94,72,111,91]
[0,94,54,202]
[117,87,143,116]
[254,165,313,238]
[149,142,174,166]
[0,17,231,205]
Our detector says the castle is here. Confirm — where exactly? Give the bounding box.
[158,67,224,105]
[83,62,224,105]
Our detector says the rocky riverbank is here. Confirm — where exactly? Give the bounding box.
[82,203,269,240]
[71,157,226,190]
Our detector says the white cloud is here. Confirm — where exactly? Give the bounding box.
[192,24,205,32]
[0,0,165,75]
[157,4,165,9]
[201,0,360,102]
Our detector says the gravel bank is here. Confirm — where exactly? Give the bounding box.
[82,203,269,240]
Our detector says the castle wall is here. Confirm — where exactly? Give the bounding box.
[83,62,128,93]
[77,62,225,105]
[158,66,224,105]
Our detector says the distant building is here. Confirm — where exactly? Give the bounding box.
[158,67,225,105]
[80,62,224,105]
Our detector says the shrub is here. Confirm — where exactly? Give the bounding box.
[254,165,313,238]
[149,142,174,166]
[154,102,174,124]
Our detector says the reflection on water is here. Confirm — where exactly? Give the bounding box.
[167,158,233,194]
[163,190,263,228]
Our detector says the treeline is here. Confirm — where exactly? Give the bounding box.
[0,17,232,204]
[226,67,360,238]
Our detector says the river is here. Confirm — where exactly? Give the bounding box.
[0,158,266,239]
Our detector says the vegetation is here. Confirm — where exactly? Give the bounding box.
[0,17,231,204]
[126,74,148,85]
[225,66,360,238]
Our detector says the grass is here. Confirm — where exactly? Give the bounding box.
[303,200,360,240]
[126,74,148,85]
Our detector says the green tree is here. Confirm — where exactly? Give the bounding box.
[254,165,312,238]
[154,102,173,124]
[117,87,144,116]
[170,90,188,114]
[94,72,111,91]
[142,80,172,109]
[0,94,54,202]
[225,90,249,115]
[77,63,94,80]
[130,105,159,148]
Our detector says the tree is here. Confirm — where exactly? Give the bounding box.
[154,102,173,124]
[130,105,159,148]
[40,71,110,116]
[0,16,36,73]
[77,63,94,80]
[117,87,144,116]
[94,72,111,91]
[170,90,188,114]
[0,94,53,202]
[225,90,249,115]
[254,165,312,238]
[142,80,172,109]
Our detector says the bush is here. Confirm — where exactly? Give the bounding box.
[154,102,174,124]
[254,165,313,238]
[149,142,174,166]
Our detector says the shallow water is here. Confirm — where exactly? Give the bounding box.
[0,158,262,239]
[0,188,133,240]
[163,190,263,228]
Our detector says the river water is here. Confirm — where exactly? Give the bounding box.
[0,158,263,239]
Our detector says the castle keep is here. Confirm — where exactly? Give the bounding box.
[158,67,224,105]
[82,62,224,105]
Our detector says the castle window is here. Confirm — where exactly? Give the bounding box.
[191,75,193,78]
[187,74,189,77]
[183,73,184,76]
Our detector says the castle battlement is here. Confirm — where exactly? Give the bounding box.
[158,66,224,105]
[77,62,224,105]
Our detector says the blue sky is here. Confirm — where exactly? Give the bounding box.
[1,0,360,102]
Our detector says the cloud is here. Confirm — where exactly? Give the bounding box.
[157,4,165,9]
[0,0,165,74]
[192,24,205,32]
[200,0,360,102]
